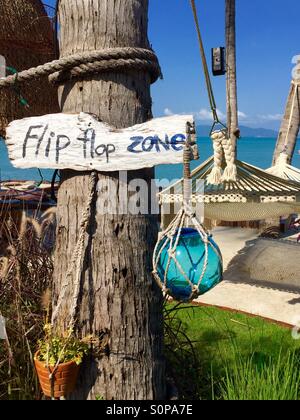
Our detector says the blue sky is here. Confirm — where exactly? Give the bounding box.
[46,0,300,129]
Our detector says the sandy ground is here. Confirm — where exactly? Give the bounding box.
[195,227,300,326]
[211,227,260,270]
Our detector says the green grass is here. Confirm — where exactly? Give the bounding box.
[219,351,300,400]
[165,303,300,400]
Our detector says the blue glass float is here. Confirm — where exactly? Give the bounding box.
[155,228,223,302]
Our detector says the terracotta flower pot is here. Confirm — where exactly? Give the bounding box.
[34,352,80,399]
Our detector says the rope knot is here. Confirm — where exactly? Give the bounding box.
[190,286,200,300]
[162,285,168,294]
[207,130,237,185]
[168,249,176,258]
[207,130,224,185]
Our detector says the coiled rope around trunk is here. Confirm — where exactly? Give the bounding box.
[0,47,162,87]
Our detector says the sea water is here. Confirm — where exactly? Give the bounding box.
[1,137,300,182]
[157,136,300,181]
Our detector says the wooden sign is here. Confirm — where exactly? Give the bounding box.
[5,113,195,172]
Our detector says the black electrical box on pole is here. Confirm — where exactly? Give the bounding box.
[212,47,226,76]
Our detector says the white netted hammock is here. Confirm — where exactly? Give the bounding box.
[159,155,300,222]
[158,1,300,223]
[266,153,300,183]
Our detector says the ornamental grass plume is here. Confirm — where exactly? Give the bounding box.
[0,210,54,400]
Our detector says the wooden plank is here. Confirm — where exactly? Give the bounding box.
[5,113,194,171]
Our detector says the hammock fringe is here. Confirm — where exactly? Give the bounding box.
[222,163,237,182]
[207,166,223,185]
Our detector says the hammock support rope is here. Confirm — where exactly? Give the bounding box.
[190,0,237,185]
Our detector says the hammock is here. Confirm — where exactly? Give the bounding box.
[153,1,300,302]
[158,1,300,224]
[266,153,300,183]
[159,157,300,222]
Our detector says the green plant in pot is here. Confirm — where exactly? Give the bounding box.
[34,324,89,399]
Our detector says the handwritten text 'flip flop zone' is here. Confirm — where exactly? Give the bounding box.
[22,126,186,163]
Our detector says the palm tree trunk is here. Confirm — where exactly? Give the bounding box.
[226,0,239,153]
[272,81,300,165]
[52,0,166,400]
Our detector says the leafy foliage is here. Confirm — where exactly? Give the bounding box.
[37,324,89,367]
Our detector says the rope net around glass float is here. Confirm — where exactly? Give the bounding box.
[152,206,223,301]
[152,123,223,302]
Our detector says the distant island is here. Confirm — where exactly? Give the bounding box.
[196,125,279,138]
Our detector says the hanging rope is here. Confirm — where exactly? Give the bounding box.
[52,171,98,328]
[207,131,223,185]
[153,123,223,301]
[46,172,97,399]
[221,131,238,182]
[190,0,220,128]
[189,0,237,185]
[184,121,199,203]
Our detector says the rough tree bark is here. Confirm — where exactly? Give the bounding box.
[272,81,300,165]
[226,0,239,153]
[53,0,166,400]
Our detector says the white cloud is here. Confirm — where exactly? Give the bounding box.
[161,107,283,128]
[238,111,247,120]
[195,108,247,122]
[164,108,174,116]
[195,108,226,121]
[259,113,283,121]
[196,108,213,120]
[162,107,250,124]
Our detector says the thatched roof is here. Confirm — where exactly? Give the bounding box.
[0,0,59,137]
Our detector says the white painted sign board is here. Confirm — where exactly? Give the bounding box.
[5,113,195,172]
